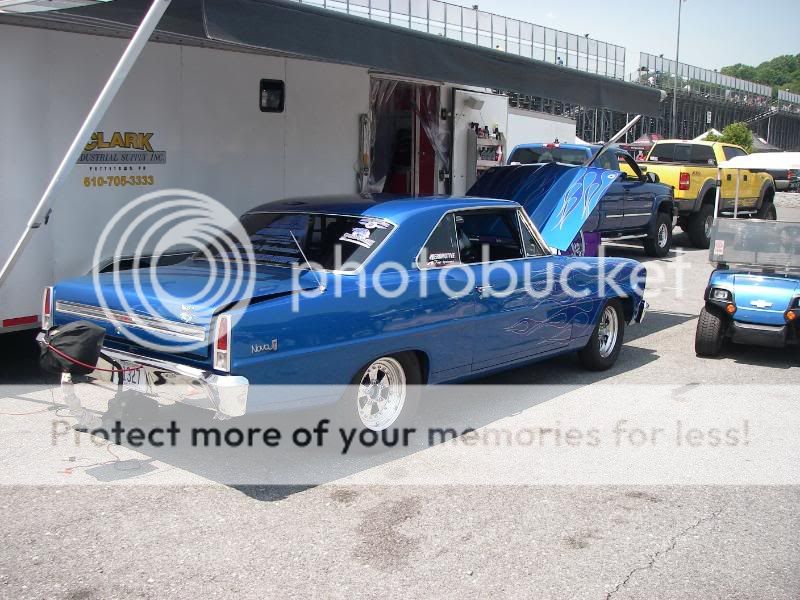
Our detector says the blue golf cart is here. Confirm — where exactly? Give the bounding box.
[695,218,800,356]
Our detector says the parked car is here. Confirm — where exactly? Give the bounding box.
[766,168,799,192]
[497,142,676,257]
[43,194,648,431]
[639,140,776,248]
[695,218,800,356]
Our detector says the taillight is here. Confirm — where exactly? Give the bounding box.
[213,314,231,372]
[789,170,795,179]
[42,287,53,330]
[679,172,691,191]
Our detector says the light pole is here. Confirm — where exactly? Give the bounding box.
[671,0,685,139]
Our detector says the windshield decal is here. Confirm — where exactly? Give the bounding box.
[340,227,376,248]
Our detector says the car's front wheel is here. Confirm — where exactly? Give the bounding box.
[578,299,625,371]
[644,212,673,257]
[695,306,725,357]
[341,352,422,434]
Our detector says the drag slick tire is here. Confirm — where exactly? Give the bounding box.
[644,212,673,258]
[578,299,625,371]
[695,306,725,357]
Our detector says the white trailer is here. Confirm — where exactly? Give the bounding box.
[0,0,658,335]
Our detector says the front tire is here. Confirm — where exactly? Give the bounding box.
[643,212,673,257]
[688,204,714,249]
[695,306,725,357]
[578,299,625,371]
[757,201,777,220]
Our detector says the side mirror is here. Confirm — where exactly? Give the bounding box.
[646,172,660,184]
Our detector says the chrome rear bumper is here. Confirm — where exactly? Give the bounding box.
[94,346,248,418]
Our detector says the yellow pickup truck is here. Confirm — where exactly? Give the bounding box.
[638,141,776,248]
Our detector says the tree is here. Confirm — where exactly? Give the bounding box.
[704,122,753,153]
[721,54,800,95]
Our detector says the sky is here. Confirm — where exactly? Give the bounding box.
[456,0,798,74]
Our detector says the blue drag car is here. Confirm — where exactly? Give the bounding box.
[44,183,647,431]
[696,218,800,356]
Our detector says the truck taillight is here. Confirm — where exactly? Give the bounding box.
[42,287,53,330]
[789,169,795,179]
[679,172,691,191]
[213,314,231,372]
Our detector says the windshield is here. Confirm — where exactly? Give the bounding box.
[710,219,800,270]
[206,212,394,271]
[509,146,588,166]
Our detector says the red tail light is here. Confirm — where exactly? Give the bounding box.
[213,314,231,372]
[789,170,795,179]
[679,172,691,191]
[42,287,53,330]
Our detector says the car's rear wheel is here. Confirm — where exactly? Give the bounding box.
[578,299,625,371]
[695,306,725,357]
[644,212,673,257]
[687,204,714,249]
[341,352,421,434]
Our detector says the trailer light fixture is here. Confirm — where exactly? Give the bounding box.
[213,314,231,373]
[42,287,53,330]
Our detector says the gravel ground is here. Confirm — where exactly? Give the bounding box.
[0,200,798,599]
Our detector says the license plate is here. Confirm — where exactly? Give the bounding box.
[120,362,149,394]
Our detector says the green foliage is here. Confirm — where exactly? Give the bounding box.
[705,122,753,153]
[721,54,800,95]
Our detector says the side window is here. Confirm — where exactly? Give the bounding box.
[690,145,716,165]
[517,210,547,257]
[595,151,617,170]
[723,146,746,161]
[647,143,674,162]
[454,210,525,264]
[417,213,459,269]
[617,153,643,180]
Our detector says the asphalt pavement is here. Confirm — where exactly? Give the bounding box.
[0,194,798,599]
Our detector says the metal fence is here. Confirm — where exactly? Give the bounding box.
[635,53,771,104]
[292,0,626,79]
[779,90,800,105]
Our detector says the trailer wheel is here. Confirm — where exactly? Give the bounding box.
[643,213,673,257]
[695,306,725,357]
[687,204,714,249]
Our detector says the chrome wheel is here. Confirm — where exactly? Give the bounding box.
[657,223,669,248]
[356,357,406,431]
[597,305,619,358]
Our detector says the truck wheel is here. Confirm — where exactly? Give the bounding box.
[643,213,673,258]
[757,202,777,220]
[687,204,714,249]
[578,299,625,371]
[695,306,725,357]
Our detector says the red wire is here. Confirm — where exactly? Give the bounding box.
[44,343,142,373]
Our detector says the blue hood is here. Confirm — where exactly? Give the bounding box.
[467,163,620,251]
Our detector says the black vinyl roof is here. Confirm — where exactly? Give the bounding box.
[5,0,662,114]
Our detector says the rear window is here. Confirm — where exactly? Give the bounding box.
[207,212,394,271]
[647,143,692,163]
[722,146,746,161]
[509,146,589,166]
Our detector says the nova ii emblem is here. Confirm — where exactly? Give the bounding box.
[252,340,278,354]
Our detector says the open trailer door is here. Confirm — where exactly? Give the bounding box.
[451,89,509,196]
